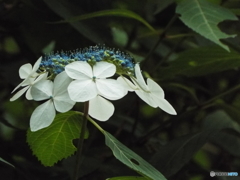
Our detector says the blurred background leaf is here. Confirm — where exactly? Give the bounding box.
[157,46,240,79]
[54,9,157,33]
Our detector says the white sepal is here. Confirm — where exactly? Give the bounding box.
[10,86,29,101]
[54,96,75,112]
[89,96,114,121]
[134,63,148,90]
[32,57,42,72]
[147,78,165,99]
[53,71,72,95]
[65,61,92,80]
[10,57,44,99]
[30,100,56,132]
[68,80,97,102]
[19,64,32,79]
[130,64,177,115]
[135,90,158,108]
[93,61,116,78]
[53,72,75,112]
[96,79,126,100]
[156,98,177,115]
[26,86,33,100]
[31,80,53,101]
[117,76,136,92]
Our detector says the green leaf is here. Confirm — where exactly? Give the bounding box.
[202,110,240,132]
[43,0,106,44]
[157,46,240,79]
[54,9,156,32]
[27,111,88,166]
[217,102,240,124]
[150,110,240,177]
[176,0,238,51]
[107,176,148,180]
[210,131,240,157]
[231,8,240,16]
[104,131,166,180]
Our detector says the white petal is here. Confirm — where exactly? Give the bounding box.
[53,71,72,96]
[11,79,27,93]
[26,86,33,100]
[65,61,92,80]
[68,80,97,102]
[30,100,56,132]
[31,80,53,101]
[12,73,48,94]
[54,95,75,112]
[134,64,148,89]
[156,98,177,115]
[147,78,165,98]
[96,79,126,100]
[116,77,128,96]
[135,90,158,108]
[93,62,116,78]
[89,96,114,121]
[117,76,136,92]
[10,86,29,101]
[32,57,42,73]
[23,77,35,86]
[19,63,32,79]
[33,72,48,84]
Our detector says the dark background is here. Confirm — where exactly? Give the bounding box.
[1,0,240,180]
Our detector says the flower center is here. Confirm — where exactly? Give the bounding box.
[40,45,135,76]
[92,76,96,82]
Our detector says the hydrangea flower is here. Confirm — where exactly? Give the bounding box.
[118,64,177,115]
[10,45,177,131]
[10,57,47,101]
[30,71,75,131]
[65,61,126,121]
[40,45,134,76]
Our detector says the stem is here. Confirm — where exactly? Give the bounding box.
[142,14,179,65]
[73,101,89,180]
[88,117,105,133]
[201,84,240,106]
[131,98,140,136]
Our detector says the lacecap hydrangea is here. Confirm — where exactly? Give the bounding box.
[10,45,176,132]
[40,45,135,77]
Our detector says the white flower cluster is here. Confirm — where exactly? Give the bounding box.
[10,57,176,132]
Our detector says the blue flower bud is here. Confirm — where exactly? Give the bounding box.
[40,45,134,75]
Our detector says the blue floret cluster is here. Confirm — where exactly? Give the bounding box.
[40,45,134,75]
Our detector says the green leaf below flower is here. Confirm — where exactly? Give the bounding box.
[104,131,166,180]
[27,111,89,166]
